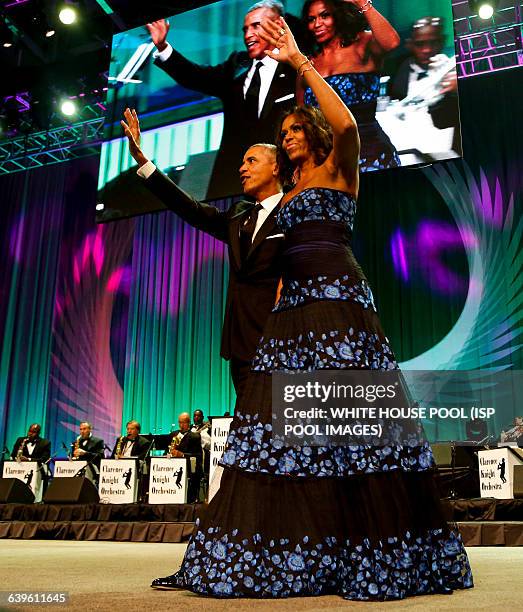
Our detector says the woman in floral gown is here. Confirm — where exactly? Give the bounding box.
[150,16,473,600]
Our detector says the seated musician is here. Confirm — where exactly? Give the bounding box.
[166,412,203,502]
[71,421,105,467]
[111,420,150,460]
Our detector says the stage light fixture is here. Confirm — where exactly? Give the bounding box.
[468,1,499,20]
[2,28,14,48]
[58,7,77,25]
[60,99,77,117]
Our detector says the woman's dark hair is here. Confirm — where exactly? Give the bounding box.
[276,105,333,187]
[301,0,368,52]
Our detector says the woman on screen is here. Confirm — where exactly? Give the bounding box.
[298,0,401,172]
[150,17,473,600]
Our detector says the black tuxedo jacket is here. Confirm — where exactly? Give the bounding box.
[388,58,412,101]
[111,435,150,461]
[143,169,284,362]
[166,430,202,471]
[74,435,105,466]
[155,49,296,199]
[11,437,51,463]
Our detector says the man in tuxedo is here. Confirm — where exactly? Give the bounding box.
[12,424,51,463]
[146,0,295,199]
[388,17,447,101]
[122,107,285,394]
[71,421,105,467]
[166,412,203,503]
[111,420,150,461]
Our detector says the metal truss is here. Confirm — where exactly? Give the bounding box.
[0,116,104,175]
[453,1,523,77]
[0,101,105,175]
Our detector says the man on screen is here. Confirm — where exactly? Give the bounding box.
[147,0,296,199]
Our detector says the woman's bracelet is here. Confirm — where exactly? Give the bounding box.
[296,55,310,72]
[300,65,314,77]
[358,0,373,14]
[298,58,314,77]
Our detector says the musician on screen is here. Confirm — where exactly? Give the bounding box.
[388,16,461,154]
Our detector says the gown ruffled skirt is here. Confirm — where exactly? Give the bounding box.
[164,188,473,600]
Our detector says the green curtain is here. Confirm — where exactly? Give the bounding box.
[121,206,234,436]
[0,164,67,450]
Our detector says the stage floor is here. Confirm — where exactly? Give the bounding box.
[0,540,521,611]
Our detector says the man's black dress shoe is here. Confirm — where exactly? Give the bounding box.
[151,574,182,590]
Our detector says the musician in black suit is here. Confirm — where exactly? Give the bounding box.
[146,1,296,199]
[166,413,203,503]
[12,424,51,463]
[111,420,150,461]
[388,17,446,101]
[71,421,105,467]
[122,109,285,393]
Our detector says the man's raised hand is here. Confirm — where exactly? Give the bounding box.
[146,19,170,52]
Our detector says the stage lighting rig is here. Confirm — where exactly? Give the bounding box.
[60,99,77,117]
[1,19,15,48]
[58,2,78,26]
[468,1,499,20]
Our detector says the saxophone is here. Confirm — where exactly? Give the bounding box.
[115,435,125,459]
[168,432,183,457]
[16,438,28,462]
[72,436,81,460]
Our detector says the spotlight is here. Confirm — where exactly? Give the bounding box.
[478,3,494,19]
[60,99,77,117]
[2,28,14,48]
[59,7,77,25]
[45,28,56,38]
[468,1,499,20]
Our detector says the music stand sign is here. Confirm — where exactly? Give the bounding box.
[2,461,43,502]
[478,448,523,499]
[98,459,138,503]
[208,416,233,502]
[148,457,187,504]
[54,460,96,483]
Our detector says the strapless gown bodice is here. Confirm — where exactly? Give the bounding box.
[303,72,381,110]
[273,188,373,311]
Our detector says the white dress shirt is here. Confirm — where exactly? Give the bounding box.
[242,56,279,117]
[252,193,282,240]
[154,43,279,118]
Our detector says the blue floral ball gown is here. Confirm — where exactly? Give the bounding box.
[167,188,473,599]
[304,73,400,172]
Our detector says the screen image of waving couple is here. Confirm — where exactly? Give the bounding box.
[120,4,473,600]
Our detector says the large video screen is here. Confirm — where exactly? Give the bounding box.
[97,0,460,221]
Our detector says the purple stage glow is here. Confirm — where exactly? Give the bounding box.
[472,171,507,228]
[391,220,477,295]
[73,225,105,283]
[107,265,132,294]
[9,215,25,263]
[391,230,409,281]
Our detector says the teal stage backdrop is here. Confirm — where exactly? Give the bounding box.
[1,67,522,455]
